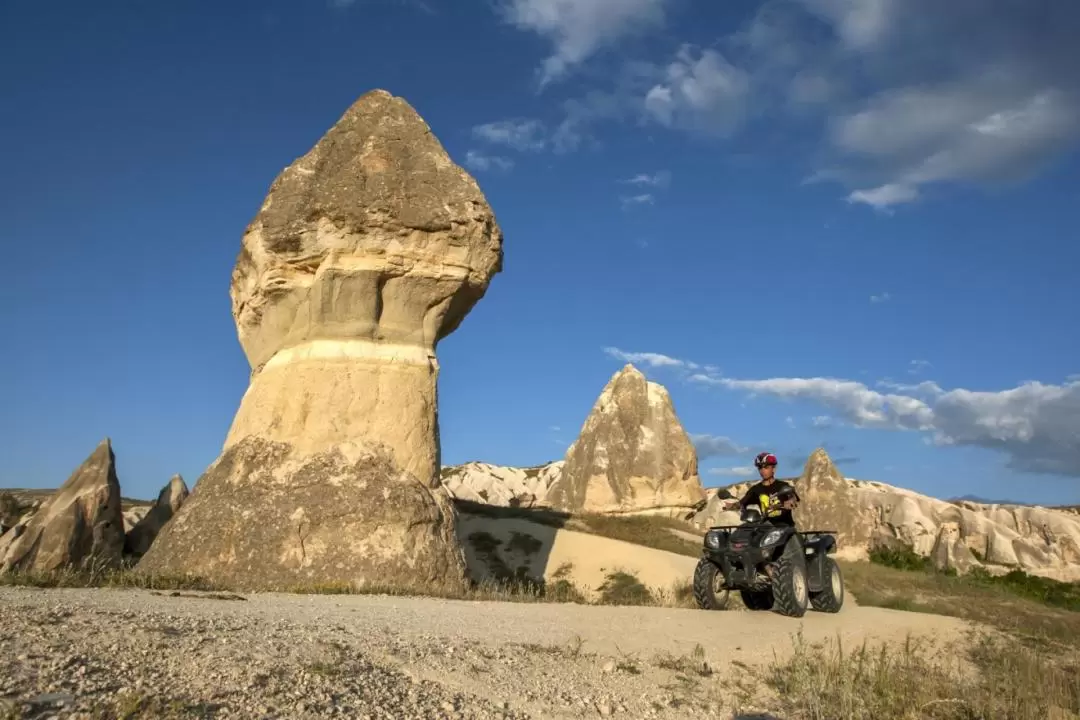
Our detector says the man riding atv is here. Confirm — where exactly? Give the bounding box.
[725,452,800,527]
[691,451,844,616]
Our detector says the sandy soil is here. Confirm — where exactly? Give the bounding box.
[457,514,700,599]
[0,585,972,719]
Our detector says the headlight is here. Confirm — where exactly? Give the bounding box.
[705,530,721,549]
[761,529,785,546]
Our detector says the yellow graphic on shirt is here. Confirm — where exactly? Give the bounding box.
[758,493,783,518]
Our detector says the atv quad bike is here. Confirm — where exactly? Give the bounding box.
[692,489,844,617]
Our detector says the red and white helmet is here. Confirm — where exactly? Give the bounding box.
[754,452,778,469]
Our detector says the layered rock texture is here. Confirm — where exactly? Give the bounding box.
[138,89,502,591]
[546,365,706,515]
[0,439,125,574]
[124,474,189,557]
[441,461,563,508]
[692,449,1080,582]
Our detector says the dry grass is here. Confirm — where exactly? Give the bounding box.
[839,559,1080,651]
[761,630,1080,720]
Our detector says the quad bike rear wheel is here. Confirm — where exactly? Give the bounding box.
[692,558,730,610]
[771,540,810,617]
[810,556,844,613]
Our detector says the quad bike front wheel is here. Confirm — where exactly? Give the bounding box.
[771,541,810,617]
[739,589,774,610]
[692,558,731,610]
[810,556,844,613]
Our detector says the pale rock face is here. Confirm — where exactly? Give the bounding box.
[137,89,499,590]
[546,364,706,514]
[0,439,125,574]
[123,507,150,534]
[441,461,564,508]
[124,474,189,557]
[692,449,1080,582]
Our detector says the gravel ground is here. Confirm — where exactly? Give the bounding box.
[0,586,971,719]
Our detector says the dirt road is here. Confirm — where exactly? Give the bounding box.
[0,586,972,719]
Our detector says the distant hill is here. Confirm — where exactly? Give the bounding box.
[1,487,152,510]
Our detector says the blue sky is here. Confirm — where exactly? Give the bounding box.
[1,0,1078,505]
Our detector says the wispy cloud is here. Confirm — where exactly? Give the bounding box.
[496,0,673,87]
[908,359,932,375]
[619,193,655,209]
[464,150,513,172]
[621,171,672,188]
[703,371,1080,477]
[870,292,891,303]
[602,347,698,370]
[493,0,1080,206]
[471,119,547,152]
[691,434,750,459]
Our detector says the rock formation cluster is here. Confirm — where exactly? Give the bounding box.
[136,89,503,592]
[690,449,1080,582]
[0,439,188,574]
[444,364,707,517]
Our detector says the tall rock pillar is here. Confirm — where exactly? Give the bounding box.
[138,89,503,592]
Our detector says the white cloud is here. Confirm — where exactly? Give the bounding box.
[464,150,513,172]
[908,359,932,375]
[644,45,750,136]
[622,171,671,188]
[785,416,796,429]
[797,0,895,50]
[691,434,750,459]
[708,466,757,478]
[848,183,918,210]
[707,371,1080,478]
[497,0,671,86]
[869,292,891,303]
[619,193,655,209]
[472,119,547,151]
[708,376,936,431]
[836,85,1079,209]
[602,346,698,370]
[812,415,833,427]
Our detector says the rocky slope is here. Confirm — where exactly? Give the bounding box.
[692,449,1080,582]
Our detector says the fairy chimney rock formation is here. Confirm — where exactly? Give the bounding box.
[124,474,189,557]
[546,364,706,514]
[0,438,125,574]
[137,89,502,592]
[793,448,873,547]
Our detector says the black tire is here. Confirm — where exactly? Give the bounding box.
[693,558,730,610]
[739,589,774,611]
[771,541,810,617]
[809,557,844,613]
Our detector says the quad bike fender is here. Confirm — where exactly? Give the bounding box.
[803,537,836,594]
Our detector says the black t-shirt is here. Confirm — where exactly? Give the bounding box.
[739,480,800,526]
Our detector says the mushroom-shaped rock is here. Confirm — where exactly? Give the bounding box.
[546,364,706,515]
[0,439,125,574]
[124,474,189,557]
[137,90,501,592]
